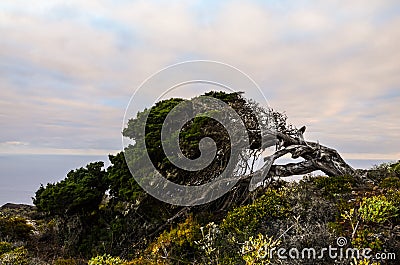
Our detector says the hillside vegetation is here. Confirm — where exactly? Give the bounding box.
[1,161,400,264]
[1,92,399,265]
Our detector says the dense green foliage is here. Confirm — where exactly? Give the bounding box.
[33,162,107,216]
[358,195,398,224]
[121,91,259,187]
[0,214,33,241]
[107,152,143,202]
[221,189,290,236]
[313,175,357,198]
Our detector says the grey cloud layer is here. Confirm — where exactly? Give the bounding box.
[0,0,399,159]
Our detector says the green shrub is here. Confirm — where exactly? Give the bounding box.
[380,176,400,189]
[242,233,280,265]
[222,189,290,237]
[0,246,29,265]
[88,254,126,265]
[386,189,400,208]
[313,175,355,198]
[0,241,13,255]
[352,228,384,251]
[146,215,201,263]
[358,195,398,224]
[326,220,341,231]
[369,161,400,183]
[0,215,34,241]
[194,222,219,259]
[340,208,358,235]
[388,161,400,175]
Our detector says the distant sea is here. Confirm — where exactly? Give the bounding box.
[0,154,110,206]
[0,154,395,206]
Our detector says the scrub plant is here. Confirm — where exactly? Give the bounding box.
[358,195,398,224]
[241,233,280,265]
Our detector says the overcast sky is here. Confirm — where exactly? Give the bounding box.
[1,0,399,199]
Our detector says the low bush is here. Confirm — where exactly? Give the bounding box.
[222,189,290,237]
[146,215,201,263]
[0,246,29,265]
[379,176,400,189]
[313,175,355,198]
[241,233,280,265]
[0,241,13,255]
[0,215,34,241]
[358,195,398,224]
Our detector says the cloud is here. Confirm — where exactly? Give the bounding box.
[1,141,29,146]
[0,0,399,161]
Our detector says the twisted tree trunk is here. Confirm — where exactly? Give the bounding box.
[241,127,354,187]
